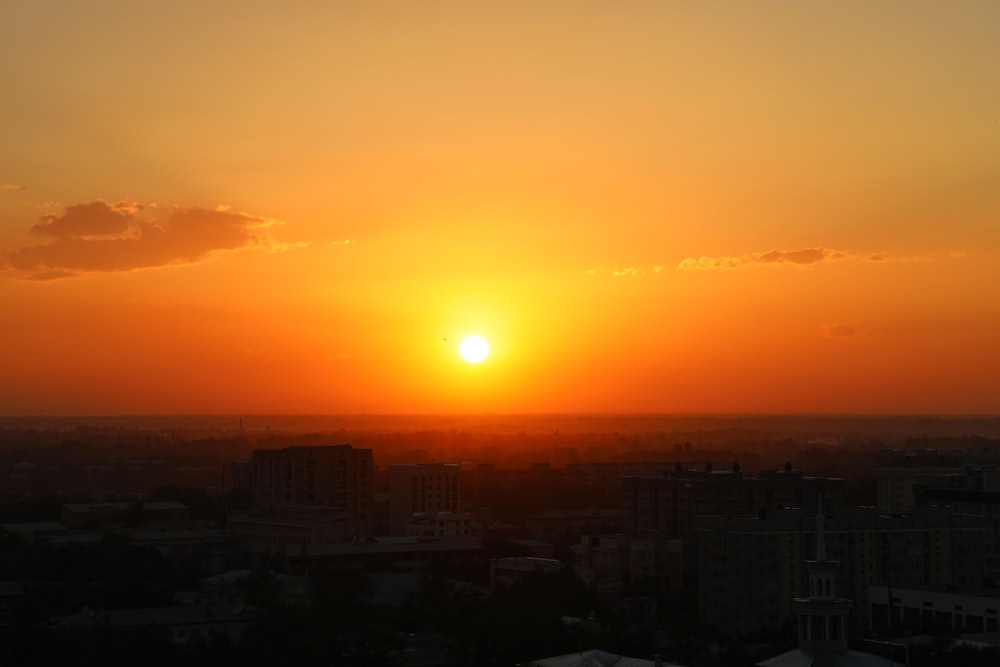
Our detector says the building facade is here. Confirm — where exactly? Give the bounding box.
[623,467,846,539]
[696,506,986,636]
[572,532,684,597]
[250,444,372,533]
[388,463,460,535]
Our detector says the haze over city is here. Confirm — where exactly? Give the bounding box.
[2,2,998,417]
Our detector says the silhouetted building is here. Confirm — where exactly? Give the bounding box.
[251,444,372,531]
[286,535,484,573]
[697,506,985,636]
[623,467,845,539]
[227,506,353,546]
[404,511,479,538]
[572,532,684,597]
[224,459,253,492]
[388,463,460,535]
[873,447,1000,514]
[60,501,190,527]
[912,467,1000,582]
[870,583,1000,634]
[46,602,264,647]
[525,508,622,542]
[490,556,563,589]
[522,649,686,667]
[757,496,904,667]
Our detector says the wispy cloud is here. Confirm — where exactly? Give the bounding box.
[587,265,654,278]
[677,247,846,271]
[2,184,26,191]
[822,323,868,337]
[3,199,303,280]
[588,247,966,280]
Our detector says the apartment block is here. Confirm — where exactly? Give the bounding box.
[250,444,372,532]
[388,463,460,535]
[623,466,845,539]
[696,506,985,636]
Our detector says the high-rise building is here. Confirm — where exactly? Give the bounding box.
[388,463,460,535]
[696,505,985,636]
[756,498,905,667]
[251,445,372,530]
[623,466,846,539]
[873,447,1000,514]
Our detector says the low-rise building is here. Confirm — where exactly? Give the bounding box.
[573,532,684,597]
[227,506,352,546]
[490,556,564,589]
[525,508,622,542]
[286,535,485,573]
[46,602,264,646]
[60,501,190,527]
[404,511,480,538]
[870,584,1000,634]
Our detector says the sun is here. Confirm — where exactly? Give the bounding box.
[459,335,489,364]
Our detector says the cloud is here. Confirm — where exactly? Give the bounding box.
[822,322,876,337]
[586,265,655,277]
[823,323,860,337]
[2,184,26,191]
[3,200,294,279]
[30,200,135,238]
[677,247,845,271]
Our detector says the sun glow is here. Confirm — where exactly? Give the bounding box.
[459,335,490,364]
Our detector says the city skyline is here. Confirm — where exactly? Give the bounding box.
[2,2,998,415]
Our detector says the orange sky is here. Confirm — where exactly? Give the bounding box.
[2,2,999,415]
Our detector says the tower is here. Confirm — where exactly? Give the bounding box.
[790,491,852,654]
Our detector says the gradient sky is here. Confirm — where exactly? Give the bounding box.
[2,1,999,415]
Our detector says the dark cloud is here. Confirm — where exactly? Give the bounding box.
[4,200,293,279]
